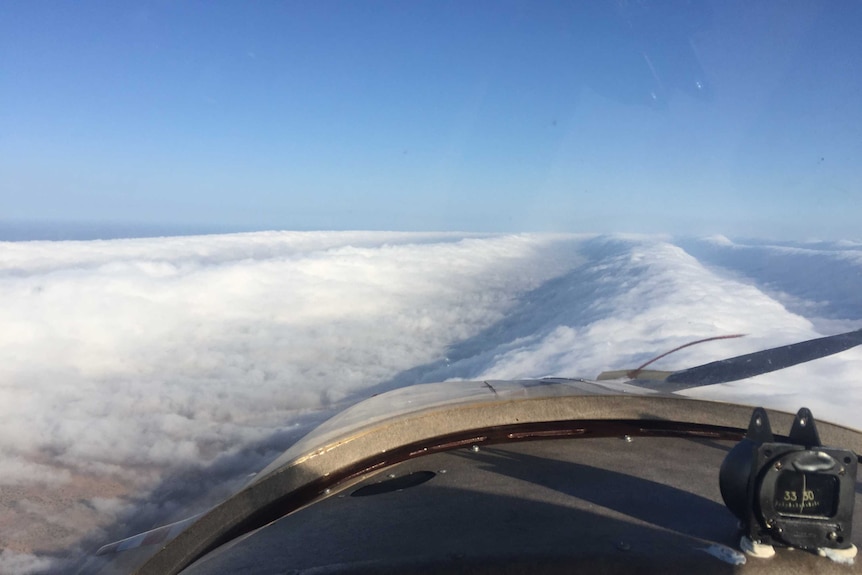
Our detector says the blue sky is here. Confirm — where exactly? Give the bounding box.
[2,1,861,238]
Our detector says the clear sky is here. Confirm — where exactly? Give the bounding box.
[2,1,861,238]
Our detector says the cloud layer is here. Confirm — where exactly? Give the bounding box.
[0,231,859,574]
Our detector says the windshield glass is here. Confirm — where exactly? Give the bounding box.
[1,2,861,574]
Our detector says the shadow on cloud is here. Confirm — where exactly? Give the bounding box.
[679,237,862,323]
[354,236,648,395]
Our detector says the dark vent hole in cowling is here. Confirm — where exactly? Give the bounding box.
[350,471,436,497]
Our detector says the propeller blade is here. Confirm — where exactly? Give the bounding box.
[664,328,862,389]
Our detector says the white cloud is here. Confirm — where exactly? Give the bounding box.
[0,551,57,575]
[466,237,862,426]
[0,231,859,574]
[0,231,586,570]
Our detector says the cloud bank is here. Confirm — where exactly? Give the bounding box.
[0,231,859,574]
